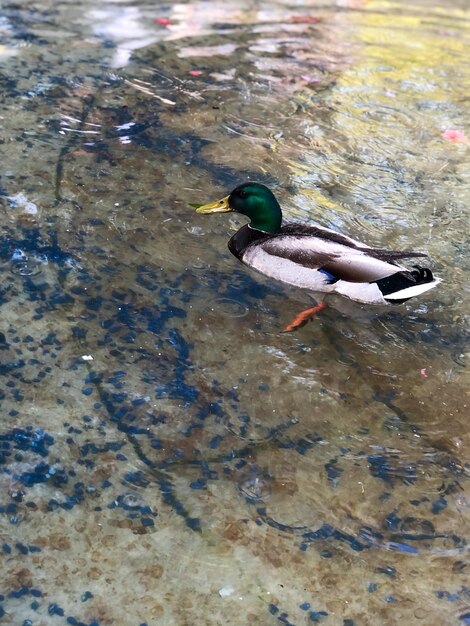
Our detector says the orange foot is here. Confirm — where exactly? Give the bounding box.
[282,302,327,333]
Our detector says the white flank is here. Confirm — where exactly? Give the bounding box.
[334,280,387,304]
[242,246,332,291]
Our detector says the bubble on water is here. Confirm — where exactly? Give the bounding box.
[224,414,271,442]
[398,517,435,536]
[11,249,27,262]
[238,471,272,502]
[10,259,42,276]
[188,226,205,235]
[121,492,143,508]
[212,298,249,318]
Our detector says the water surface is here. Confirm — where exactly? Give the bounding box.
[0,0,469,624]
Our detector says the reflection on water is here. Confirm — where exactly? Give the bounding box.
[0,0,469,624]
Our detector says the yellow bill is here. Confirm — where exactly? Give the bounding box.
[195,195,232,214]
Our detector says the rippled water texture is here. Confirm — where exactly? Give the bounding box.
[1,0,469,624]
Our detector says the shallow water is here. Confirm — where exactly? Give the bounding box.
[0,0,469,624]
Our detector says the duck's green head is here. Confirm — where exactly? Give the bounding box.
[196,182,282,233]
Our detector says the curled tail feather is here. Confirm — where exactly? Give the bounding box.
[376,266,438,303]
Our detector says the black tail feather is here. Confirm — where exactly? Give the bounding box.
[366,249,429,262]
[411,266,434,283]
[375,265,435,303]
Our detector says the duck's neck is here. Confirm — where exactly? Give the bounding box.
[248,204,282,233]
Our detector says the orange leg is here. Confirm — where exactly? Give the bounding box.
[282,302,328,333]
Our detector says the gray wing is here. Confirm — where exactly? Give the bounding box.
[249,233,409,283]
[280,224,428,261]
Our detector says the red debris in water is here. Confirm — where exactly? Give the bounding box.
[153,17,171,26]
[442,129,468,143]
[189,70,203,76]
[289,16,322,24]
[420,368,429,378]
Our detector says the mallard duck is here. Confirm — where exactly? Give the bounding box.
[195,183,440,331]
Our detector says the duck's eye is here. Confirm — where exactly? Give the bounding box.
[239,190,248,199]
